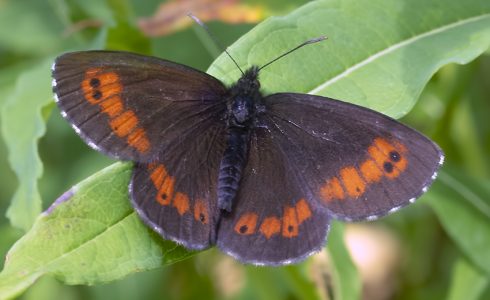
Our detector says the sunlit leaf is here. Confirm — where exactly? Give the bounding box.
[447,258,488,300]
[208,0,490,119]
[0,163,193,300]
[426,167,490,275]
[1,60,54,231]
[328,223,362,300]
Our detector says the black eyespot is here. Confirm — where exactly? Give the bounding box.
[239,225,248,234]
[384,161,394,173]
[92,90,102,100]
[288,225,294,232]
[89,78,101,88]
[389,151,401,162]
[161,193,167,200]
[199,213,206,223]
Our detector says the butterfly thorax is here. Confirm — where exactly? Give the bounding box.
[218,66,263,212]
[227,66,262,126]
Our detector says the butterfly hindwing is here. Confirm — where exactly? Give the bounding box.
[130,122,227,249]
[52,50,227,162]
[263,93,444,221]
[217,126,330,265]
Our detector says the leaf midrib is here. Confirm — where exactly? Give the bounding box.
[308,13,490,94]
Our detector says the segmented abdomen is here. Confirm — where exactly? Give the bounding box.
[217,127,250,212]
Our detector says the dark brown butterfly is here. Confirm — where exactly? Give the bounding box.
[52,39,443,265]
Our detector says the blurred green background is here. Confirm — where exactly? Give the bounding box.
[0,0,489,299]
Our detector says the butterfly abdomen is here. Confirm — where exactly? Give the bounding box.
[218,127,250,211]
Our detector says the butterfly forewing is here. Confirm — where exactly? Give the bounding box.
[217,126,330,265]
[263,93,444,221]
[52,51,228,162]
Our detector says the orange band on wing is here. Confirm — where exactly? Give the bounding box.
[237,199,313,239]
[81,68,151,154]
[319,137,410,202]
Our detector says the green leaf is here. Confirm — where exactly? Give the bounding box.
[0,163,193,300]
[1,60,54,231]
[208,0,490,118]
[0,1,63,55]
[327,223,361,300]
[426,167,490,275]
[105,0,151,54]
[4,0,490,297]
[447,258,489,300]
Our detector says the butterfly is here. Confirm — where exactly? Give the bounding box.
[51,39,443,266]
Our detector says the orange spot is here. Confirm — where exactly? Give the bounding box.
[360,159,383,183]
[148,164,174,205]
[149,165,166,188]
[340,167,366,198]
[109,110,138,137]
[81,69,121,104]
[99,96,124,118]
[194,199,209,224]
[234,213,258,235]
[127,128,150,154]
[282,206,299,238]
[320,177,345,202]
[260,216,281,239]
[295,199,311,224]
[370,138,408,179]
[156,175,175,206]
[173,192,190,215]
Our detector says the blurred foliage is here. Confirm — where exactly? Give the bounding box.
[0,0,489,299]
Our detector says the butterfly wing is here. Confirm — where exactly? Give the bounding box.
[217,126,330,265]
[53,50,229,249]
[130,120,226,249]
[263,93,444,221]
[52,50,228,162]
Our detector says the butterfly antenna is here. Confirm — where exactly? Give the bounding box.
[258,36,327,71]
[188,13,244,75]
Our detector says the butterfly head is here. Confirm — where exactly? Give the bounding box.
[234,66,261,95]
